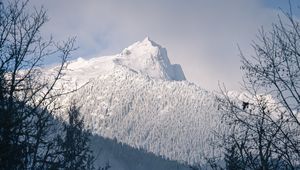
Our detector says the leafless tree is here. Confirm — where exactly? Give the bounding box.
[0,0,76,169]
[210,2,300,169]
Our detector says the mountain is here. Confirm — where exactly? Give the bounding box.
[62,37,185,88]
[52,37,223,167]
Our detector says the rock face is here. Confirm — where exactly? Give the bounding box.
[52,37,223,166]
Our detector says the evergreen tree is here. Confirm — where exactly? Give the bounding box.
[61,102,95,170]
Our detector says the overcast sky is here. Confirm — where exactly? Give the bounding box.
[30,0,300,91]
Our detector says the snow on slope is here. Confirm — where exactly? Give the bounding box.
[61,37,185,88]
[54,37,223,166]
[118,37,186,81]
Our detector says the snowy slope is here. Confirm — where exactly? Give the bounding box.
[53,37,223,166]
[60,37,185,89]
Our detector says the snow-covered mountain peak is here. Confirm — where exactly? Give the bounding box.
[119,37,186,81]
[122,37,164,56]
[62,38,186,87]
[140,36,161,47]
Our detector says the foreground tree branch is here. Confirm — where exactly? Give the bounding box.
[0,0,77,169]
[207,3,300,170]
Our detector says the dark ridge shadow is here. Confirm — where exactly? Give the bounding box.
[90,134,191,170]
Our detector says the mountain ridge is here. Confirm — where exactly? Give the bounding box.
[62,37,186,88]
[52,38,223,166]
